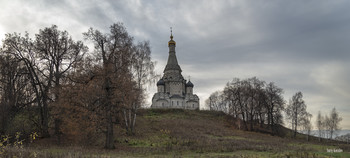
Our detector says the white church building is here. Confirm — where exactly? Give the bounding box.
[151,32,200,109]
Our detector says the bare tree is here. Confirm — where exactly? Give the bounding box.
[206,91,226,112]
[264,82,285,131]
[246,77,265,131]
[316,111,324,141]
[1,32,52,137]
[285,91,308,138]
[84,23,134,149]
[301,112,312,141]
[207,77,288,133]
[123,41,156,135]
[224,78,249,130]
[325,107,342,139]
[35,25,86,141]
[1,26,86,138]
[223,77,265,131]
[223,79,240,117]
[0,55,33,134]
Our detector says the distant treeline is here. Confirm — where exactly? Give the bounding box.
[0,23,156,149]
[206,77,342,141]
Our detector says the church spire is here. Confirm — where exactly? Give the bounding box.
[170,27,173,39]
[168,27,176,46]
[164,28,181,73]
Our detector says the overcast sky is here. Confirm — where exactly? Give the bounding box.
[1,0,349,130]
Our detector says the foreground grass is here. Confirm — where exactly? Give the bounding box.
[4,147,350,158]
[3,109,350,157]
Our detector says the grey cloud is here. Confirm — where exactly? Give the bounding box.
[1,0,350,129]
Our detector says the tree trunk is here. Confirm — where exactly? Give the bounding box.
[128,109,132,134]
[54,72,62,143]
[105,110,114,149]
[25,59,50,137]
[131,105,137,134]
[241,112,248,130]
[54,118,62,144]
[318,130,321,142]
[123,109,129,132]
[250,112,254,131]
[330,131,333,140]
[293,119,297,138]
[104,74,114,149]
[41,95,50,138]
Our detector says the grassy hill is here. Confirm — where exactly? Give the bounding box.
[5,109,350,157]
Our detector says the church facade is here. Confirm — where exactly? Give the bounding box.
[151,33,200,109]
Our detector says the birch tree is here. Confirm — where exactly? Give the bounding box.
[285,91,308,138]
[326,107,342,139]
[316,111,324,141]
[123,41,156,135]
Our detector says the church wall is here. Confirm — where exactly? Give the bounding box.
[182,80,186,93]
[186,87,193,94]
[158,100,169,108]
[186,101,199,109]
[169,82,183,95]
[170,98,185,108]
[152,99,169,108]
[157,85,164,93]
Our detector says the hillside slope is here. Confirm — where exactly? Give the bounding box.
[8,109,350,157]
[111,109,349,157]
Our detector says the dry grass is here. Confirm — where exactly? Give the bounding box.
[3,109,350,157]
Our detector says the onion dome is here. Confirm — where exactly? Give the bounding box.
[186,80,194,87]
[168,28,176,46]
[157,79,165,86]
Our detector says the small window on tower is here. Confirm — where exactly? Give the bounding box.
[177,101,179,105]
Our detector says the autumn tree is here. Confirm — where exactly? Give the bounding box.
[35,25,86,141]
[1,26,86,138]
[285,91,308,138]
[83,23,134,149]
[56,64,106,144]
